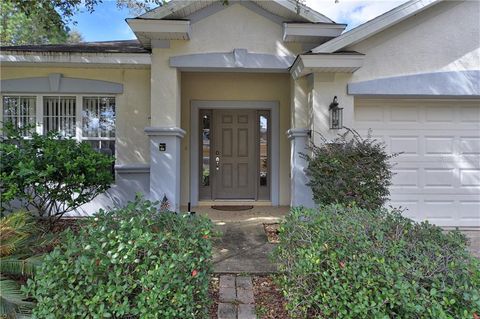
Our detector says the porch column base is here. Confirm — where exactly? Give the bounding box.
[287,128,315,208]
[145,127,186,212]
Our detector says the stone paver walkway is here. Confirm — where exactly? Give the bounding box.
[218,275,256,319]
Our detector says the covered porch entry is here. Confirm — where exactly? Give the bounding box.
[181,72,290,208]
[146,51,314,212]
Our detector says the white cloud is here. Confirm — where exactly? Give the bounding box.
[305,0,409,30]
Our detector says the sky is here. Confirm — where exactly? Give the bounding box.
[69,0,409,42]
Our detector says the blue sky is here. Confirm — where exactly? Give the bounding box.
[70,0,409,42]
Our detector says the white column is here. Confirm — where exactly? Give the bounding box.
[146,48,184,211]
[288,76,315,208]
[287,129,315,208]
[145,127,185,212]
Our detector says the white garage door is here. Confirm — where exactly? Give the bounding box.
[354,99,480,228]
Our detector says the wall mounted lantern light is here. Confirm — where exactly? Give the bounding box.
[329,96,343,129]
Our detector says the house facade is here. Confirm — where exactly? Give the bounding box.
[1,0,479,228]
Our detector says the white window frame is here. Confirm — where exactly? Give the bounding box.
[1,93,116,156]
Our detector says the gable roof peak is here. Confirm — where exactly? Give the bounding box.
[139,0,334,24]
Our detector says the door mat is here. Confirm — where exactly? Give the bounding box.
[211,205,254,211]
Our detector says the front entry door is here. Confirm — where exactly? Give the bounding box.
[213,109,256,199]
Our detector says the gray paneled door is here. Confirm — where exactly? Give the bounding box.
[213,109,256,199]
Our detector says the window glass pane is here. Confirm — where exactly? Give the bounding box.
[82,97,115,138]
[259,114,268,187]
[43,96,76,137]
[201,113,210,187]
[2,96,36,135]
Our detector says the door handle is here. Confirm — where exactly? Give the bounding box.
[215,156,220,170]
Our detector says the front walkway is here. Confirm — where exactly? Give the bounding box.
[217,275,256,319]
[194,206,289,273]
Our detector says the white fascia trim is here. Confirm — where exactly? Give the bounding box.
[0,52,151,66]
[140,1,192,19]
[126,19,190,48]
[290,54,365,79]
[283,23,346,42]
[274,0,334,23]
[126,19,190,36]
[312,0,442,53]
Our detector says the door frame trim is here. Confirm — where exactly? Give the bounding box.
[190,100,280,206]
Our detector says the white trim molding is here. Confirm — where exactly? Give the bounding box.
[170,49,295,73]
[0,52,151,66]
[290,53,365,79]
[144,126,186,138]
[1,73,123,94]
[126,19,191,48]
[283,23,346,43]
[348,70,480,97]
[115,164,150,174]
[312,0,441,53]
[190,100,280,206]
[286,128,311,139]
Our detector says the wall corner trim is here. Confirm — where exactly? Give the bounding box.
[144,126,186,138]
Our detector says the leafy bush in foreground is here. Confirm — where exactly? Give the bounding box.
[273,206,480,318]
[1,123,113,222]
[303,129,398,210]
[26,197,213,318]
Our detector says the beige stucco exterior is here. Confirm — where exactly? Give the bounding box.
[311,0,480,144]
[1,0,478,224]
[347,0,480,82]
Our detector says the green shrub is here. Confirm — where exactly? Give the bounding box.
[26,197,213,318]
[0,123,113,221]
[303,129,398,210]
[273,206,480,318]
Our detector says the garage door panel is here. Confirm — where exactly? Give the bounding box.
[426,106,455,122]
[460,137,480,154]
[424,169,456,188]
[356,99,480,227]
[425,137,454,155]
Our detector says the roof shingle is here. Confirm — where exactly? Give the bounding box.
[0,40,150,54]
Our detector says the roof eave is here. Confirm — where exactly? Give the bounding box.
[312,0,443,53]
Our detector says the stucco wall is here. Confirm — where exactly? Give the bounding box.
[348,0,480,82]
[150,3,303,129]
[180,72,291,206]
[0,67,151,165]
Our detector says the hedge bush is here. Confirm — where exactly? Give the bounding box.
[273,206,480,318]
[303,129,397,210]
[26,197,213,318]
[1,123,113,221]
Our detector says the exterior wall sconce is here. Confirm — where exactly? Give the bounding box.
[329,96,343,129]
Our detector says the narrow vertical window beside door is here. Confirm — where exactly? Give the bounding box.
[199,110,212,199]
[258,111,270,200]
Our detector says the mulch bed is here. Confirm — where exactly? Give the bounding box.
[263,223,281,244]
[209,276,220,318]
[253,276,289,319]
